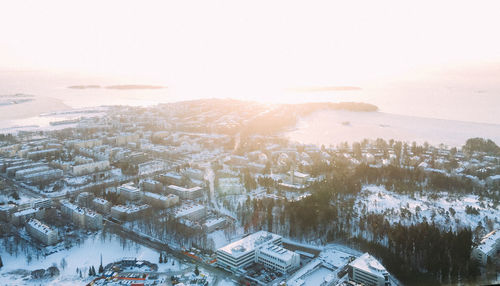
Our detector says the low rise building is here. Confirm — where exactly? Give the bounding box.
[255,243,300,274]
[92,197,111,214]
[472,230,500,265]
[0,204,17,222]
[110,204,150,221]
[72,160,110,176]
[11,207,44,225]
[26,218,58,245]
[203,217,226,233]
[348,253,390,286]
[137,160,165,176]
[159,172,183,186]
[174,204,206,221]
[143,192,179,208]
[23,169,63,183]
[118,183,141,201]
[60,200,103,230]
[216,231,289,273]
[167,185,203,200]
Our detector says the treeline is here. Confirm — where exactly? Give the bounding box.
[463,137,500,155]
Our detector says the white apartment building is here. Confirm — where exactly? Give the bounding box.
[26,218,58,245]
[472,230,500,265]
[72,160,110,176]
[92,197,111,213]
[143,192,179,208]
[110,204,150,221]
[255,243,300,274]
[167,185,203,200]
[174,204,206,221]
[216,231,299,274]
[118,183,141,201]
[349,253,390,286]
[137,160,165,176]
[60,200,103,230]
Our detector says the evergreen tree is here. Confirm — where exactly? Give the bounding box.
[99,254,104,273]
[0,255,3,268]
[159,253,163,263]
[88,267,92,276]
[194,265,199,276]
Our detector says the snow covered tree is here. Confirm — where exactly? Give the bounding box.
[159,253,163,263]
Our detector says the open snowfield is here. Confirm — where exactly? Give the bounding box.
[287,110,500,147]
[0,231,189,285]
[355,185,500,231]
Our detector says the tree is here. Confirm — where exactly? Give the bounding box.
[0,255,3,268]
[60,258,67,270]
[159,253,163,263]
[194,265,199,276]
[99,254,104,273]
[88,267,92,277]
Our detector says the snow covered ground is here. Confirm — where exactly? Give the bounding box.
[287,110,500,147]
[0,232,189,285]
[355,185,500,232]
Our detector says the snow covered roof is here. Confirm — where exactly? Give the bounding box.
[350,253,388,278]
[111,204,149,214]
[174,204,205,218]
[218,231,281,259]
[477,230,500,254]
[259,244,297,261]
[27,218,55,234]
[144,191,177,201]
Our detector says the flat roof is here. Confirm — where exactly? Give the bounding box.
[350,253,387,278]
[477,229,500,253]
[218,231,281,259]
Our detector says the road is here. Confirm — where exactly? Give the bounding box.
[103,219,239,284]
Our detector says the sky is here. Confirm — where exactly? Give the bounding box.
[1,0,500,91]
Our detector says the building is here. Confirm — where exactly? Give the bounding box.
[14,166,50,180]
[167,185,203,200]
[255,244,300,274]
[216,231,298,274]
[183,168,205,181]
[110,204,150,221]
[76,192,95,208]
[174,204,206,221]
[26,218,58,245]
[60,200,103,230]
[11,208,44,225]
[289,171,311,185]
[118,183,141,201]
[159,172,183,186]
[203,218,226,233]
[23,169,63,183]
[472,230,500,265]
[92,197,111,214]
[31,198,52,209]
[142,179,163,193]
[0,204,17,222]
[72,160,110,176]
[348,253,390,286]
[143,192,179,208]
[137,160,165,176]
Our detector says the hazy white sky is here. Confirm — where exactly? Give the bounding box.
[1,0,499,89]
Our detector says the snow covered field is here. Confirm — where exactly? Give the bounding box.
[287,110,500,147]
[0,232,189,285]
[355,185,500,232]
